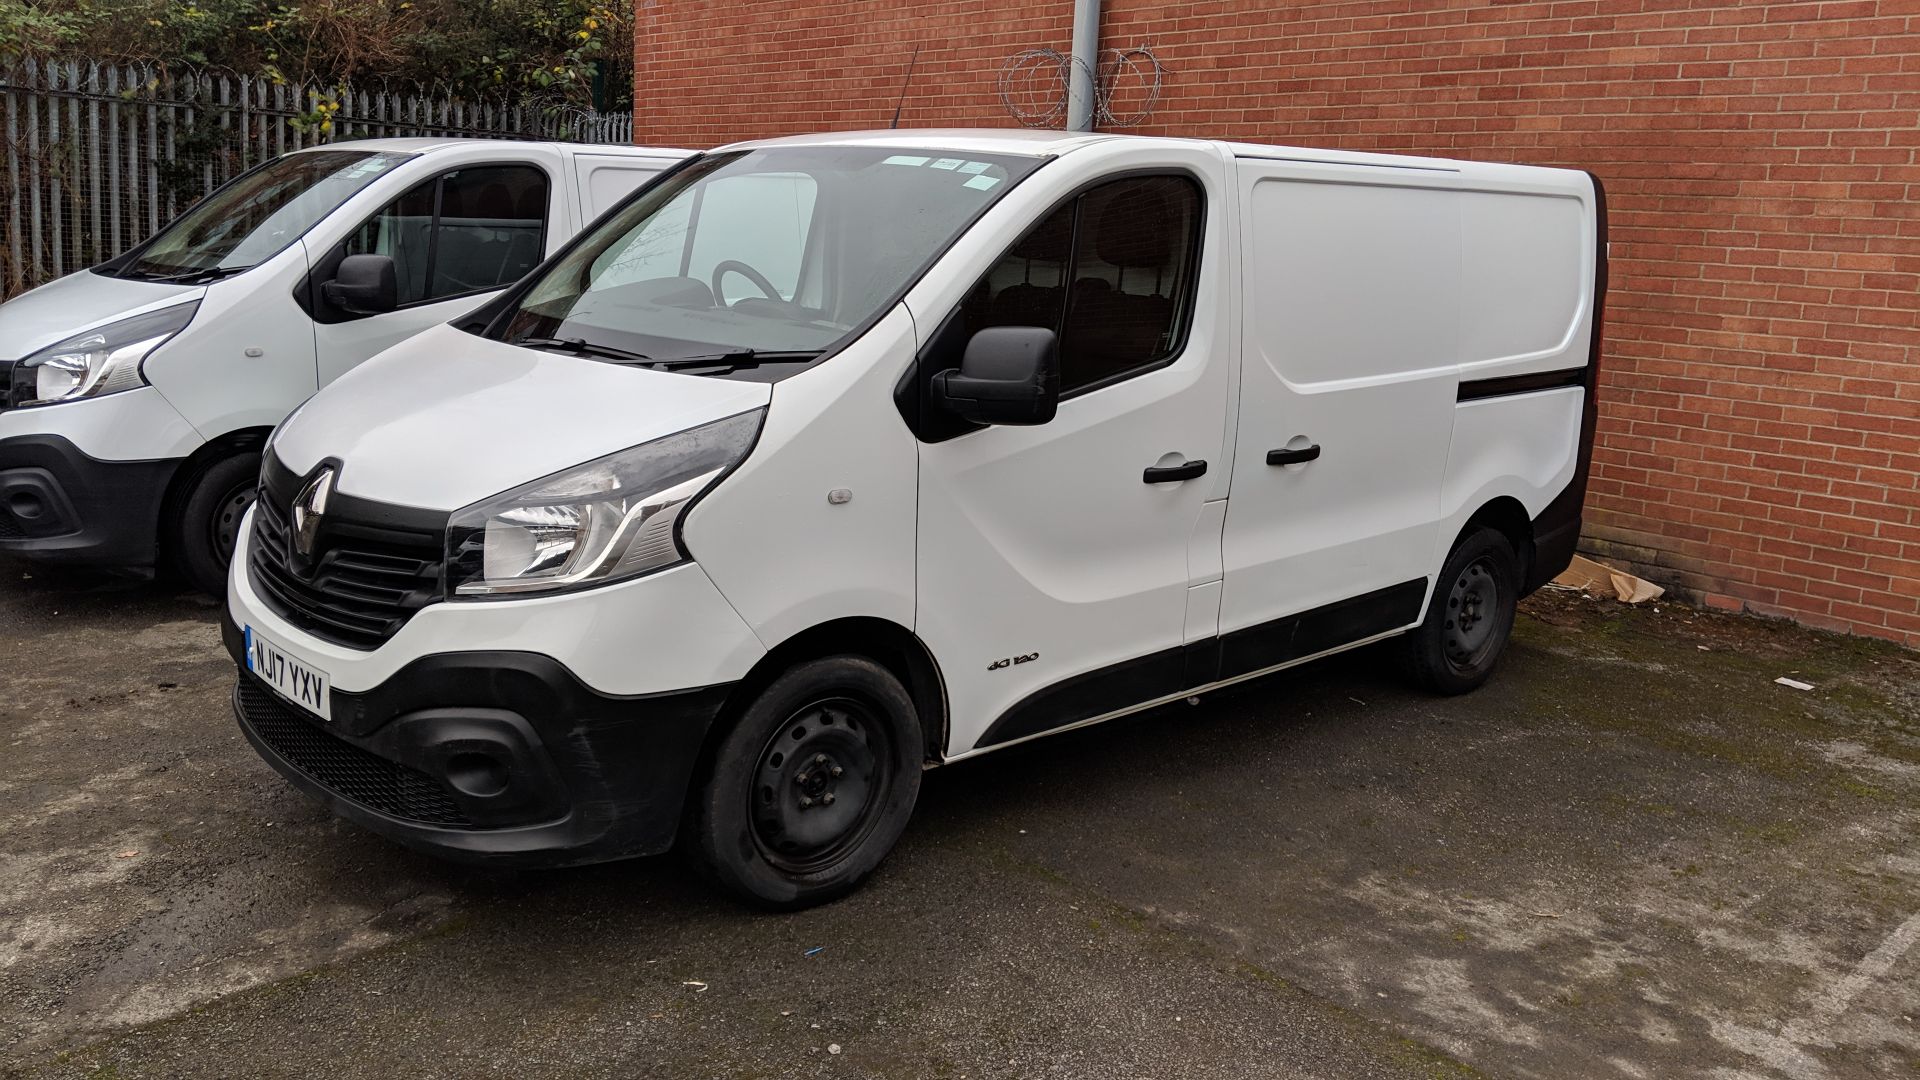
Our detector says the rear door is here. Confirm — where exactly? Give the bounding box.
[912,165,1234,756]
[1216,159,1463,676]
[309,158,555,386]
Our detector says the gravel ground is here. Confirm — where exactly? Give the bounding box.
[2,557,1917,1079]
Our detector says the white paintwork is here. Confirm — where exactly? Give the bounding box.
[0,270,203,362]
[904,138,1237,753]
[0,385,202,460]
[272,323,770,510]
[227,129,1596,767]
[0,138,689,467]
[229,516,765,695]
[572,151,689,225]
[685,307,920,649]
[1219,154,1597,641]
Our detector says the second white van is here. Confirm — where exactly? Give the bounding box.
[223,129,1606,908]
[0,138,686,592]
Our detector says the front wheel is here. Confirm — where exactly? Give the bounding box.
[687,656,923,910]
[1402,528,1521,695]
[166,451,261,597]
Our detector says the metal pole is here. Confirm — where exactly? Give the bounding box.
[1066,0,1100,131]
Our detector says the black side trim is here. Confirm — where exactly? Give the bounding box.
[1523,171,1609,592]
[973,577,1427,751]
[976,643,1191,750]
[1457,365,1587,402]
[1217,578,1428,682]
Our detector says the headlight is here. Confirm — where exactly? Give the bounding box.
[8,301,199,408]
[445,409,763,599]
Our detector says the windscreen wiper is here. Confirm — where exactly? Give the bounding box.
[146,265,252,284]
[648,349,823,371]
[514,336,655,364]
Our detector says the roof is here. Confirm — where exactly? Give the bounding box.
[297,137,689,157]
[720,128,1126,157]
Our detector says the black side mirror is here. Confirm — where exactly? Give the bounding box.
[323,254,398,316]
[930,326,1059,426]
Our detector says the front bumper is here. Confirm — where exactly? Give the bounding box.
[0,433,180,566]
[222,611,736,866]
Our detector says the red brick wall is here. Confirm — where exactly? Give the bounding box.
[636,1,1920,647]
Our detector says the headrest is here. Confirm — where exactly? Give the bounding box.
[1095,182,1180,269]
[1010,209,1073,263]
[444,180,518,220]
[513,183,544,220]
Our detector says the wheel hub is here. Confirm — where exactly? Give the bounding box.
[751,698,884,873]
[1442,557,1502,670]
[793,752,845,807]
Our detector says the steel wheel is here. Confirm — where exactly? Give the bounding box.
[1442,555,1503,673]
[210,481,258,564]
[749,695,891,876]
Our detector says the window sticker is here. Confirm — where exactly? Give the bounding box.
[962,174,1004,191]
[882,155,931,167]
[929,158,966,171]
[342,158,395,179]
[958,161,992,175]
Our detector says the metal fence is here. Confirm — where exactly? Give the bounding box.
[1,56,637,298]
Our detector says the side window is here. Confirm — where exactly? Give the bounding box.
[433,165,548,298]
[343,179,435,306]
[956,175,1202,395]
[343,164,548,307]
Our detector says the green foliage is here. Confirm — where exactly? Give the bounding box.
[0,0,632,110]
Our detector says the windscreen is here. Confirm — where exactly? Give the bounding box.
[494,146,1046,362]
[116,150,414,281]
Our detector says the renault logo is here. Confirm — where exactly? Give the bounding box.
[290,467,335,559]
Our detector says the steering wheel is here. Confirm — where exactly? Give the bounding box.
[711,259,783,307]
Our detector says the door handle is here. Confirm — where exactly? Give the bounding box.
[1266,444,1322,466]
[1143,459,1207,484]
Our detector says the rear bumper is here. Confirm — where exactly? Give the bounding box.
[1526,509,1581,595]
[222,611,734,867]
[0,434,179,567]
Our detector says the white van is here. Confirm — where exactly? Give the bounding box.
[0,138,687,592]
[224,129,1606,908]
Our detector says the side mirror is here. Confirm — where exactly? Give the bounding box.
[323,254,398,316]
[930,326,1059,426]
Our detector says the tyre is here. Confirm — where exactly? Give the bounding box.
[1402,527,1521,695]
[167,450,262,597]
[687,656,923,910]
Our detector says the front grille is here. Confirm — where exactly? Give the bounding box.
[0,513,21,540]
[247,459,444,651]
[236,678,470,826]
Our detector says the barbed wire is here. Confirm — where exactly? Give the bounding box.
[995,45,1168,130]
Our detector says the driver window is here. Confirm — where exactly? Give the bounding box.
[685,173,818,304]
[343,179,435,306]
[343,163,548,307]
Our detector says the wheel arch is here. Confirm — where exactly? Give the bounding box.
[157,426,272,541]
[158,426,268,522]
[1454,496,1535,589]
[709,617,949,771]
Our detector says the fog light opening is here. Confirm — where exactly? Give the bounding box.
[446,751,511,798]
[6,492,45,521]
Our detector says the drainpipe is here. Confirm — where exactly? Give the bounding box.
[1066,0,1100,131]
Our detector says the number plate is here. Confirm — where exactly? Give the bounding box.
[244,625,332,722]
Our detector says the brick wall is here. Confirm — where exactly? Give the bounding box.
[636,1,1920,647]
